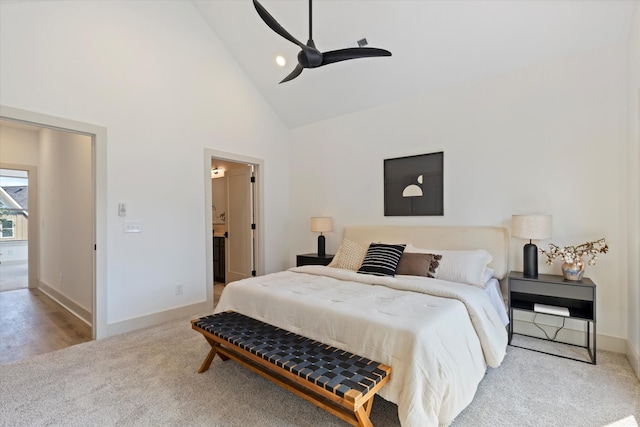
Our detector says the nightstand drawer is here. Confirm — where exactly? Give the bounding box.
[510,279,594,301]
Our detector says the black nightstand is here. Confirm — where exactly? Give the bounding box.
[296,253,334,267]
[508,271,596,364]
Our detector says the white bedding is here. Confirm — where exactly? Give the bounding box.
[214,265,508,427]
[485,278,510,327]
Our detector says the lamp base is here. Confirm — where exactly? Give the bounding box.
[523,242,538,278]
[317,235,326,257]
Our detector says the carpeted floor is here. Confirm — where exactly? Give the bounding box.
[0,314,638,427]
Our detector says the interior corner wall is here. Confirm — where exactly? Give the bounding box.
[38,128,93,316]
[626,1,640,376]
[289,42,628,344]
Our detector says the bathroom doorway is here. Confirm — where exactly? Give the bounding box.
[207,151,263,307]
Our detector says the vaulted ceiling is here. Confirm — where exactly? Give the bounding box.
[193,0,635,129]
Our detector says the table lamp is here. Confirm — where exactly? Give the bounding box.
[310,217,332,257]
[511,214,552,278]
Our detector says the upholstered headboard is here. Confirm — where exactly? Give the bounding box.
[343,225,509,279]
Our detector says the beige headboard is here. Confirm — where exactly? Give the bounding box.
[343,225,509,279]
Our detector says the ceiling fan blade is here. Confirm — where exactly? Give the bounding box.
[280,64,304,84]
[321,47,392,66]
[253,0,306,49]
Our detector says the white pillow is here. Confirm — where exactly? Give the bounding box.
[328,239,370,271]
[483,267,495,285]
[405,244,493,287]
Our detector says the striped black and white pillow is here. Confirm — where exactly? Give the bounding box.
[357,243,406,276]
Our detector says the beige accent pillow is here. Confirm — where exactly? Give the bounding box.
[396,252,442,278]
[328,239,370,270]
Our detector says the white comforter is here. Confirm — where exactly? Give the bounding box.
[214,265,508,427]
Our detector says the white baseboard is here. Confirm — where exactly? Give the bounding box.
[626,340,640,381]
[39,281,92,326]
[39,280,212,340]
[105,300,212,338]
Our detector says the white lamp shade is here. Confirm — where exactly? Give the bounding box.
[310,217,332,233]
[511,215,552,240]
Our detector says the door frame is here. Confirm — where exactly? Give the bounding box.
[204,149,264,306]
[0,105,107,340]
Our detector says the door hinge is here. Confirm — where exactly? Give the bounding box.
[250,176,255,183]
[224,231,228,238]
[251,223,256,230]
[252,270,256,277]
[94,244,97,250]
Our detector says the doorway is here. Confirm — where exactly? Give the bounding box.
[0,168,29,292]
[0,105,107,340]
[206,150,263,308]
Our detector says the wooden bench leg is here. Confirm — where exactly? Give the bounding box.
[362,395,374,418]
[355,404,374,427]
[198,337,233,373]
[198,346,218,373]
[205,336,230,360]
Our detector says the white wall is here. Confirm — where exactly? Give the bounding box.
[626,2,640,377]
[0,125,39,165]
[290,43,628,344]
[0,1,290,333]
[39,128,93,315]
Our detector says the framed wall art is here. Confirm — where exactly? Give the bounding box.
[384,152,443,216]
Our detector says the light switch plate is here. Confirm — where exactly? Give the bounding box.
[124,220,142,233]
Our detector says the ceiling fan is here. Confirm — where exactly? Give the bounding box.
[252,0,392,84]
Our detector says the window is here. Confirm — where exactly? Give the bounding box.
[0,218,14,238]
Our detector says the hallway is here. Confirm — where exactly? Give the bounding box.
[0,288,91,365]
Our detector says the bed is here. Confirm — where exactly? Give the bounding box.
[214,225,509,426]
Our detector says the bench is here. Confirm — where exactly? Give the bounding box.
[191,311,391,427]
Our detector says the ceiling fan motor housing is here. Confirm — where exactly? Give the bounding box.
[299,45,323,68]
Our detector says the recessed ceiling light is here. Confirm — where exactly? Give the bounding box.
[211,168,225,178]
[275,56,286,67]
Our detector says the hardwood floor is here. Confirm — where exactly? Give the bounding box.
[0,288,92,365]
[0,283,224,365]
[214,281,225,307]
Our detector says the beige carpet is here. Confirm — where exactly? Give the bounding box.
[0,314,638,427]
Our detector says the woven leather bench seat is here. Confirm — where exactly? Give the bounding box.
[192,311,391,427]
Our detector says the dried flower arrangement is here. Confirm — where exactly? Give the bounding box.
[539,238,609,266]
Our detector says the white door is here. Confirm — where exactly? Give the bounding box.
[225,165,255,283]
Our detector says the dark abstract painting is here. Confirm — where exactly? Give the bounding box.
[384,152,443,216]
